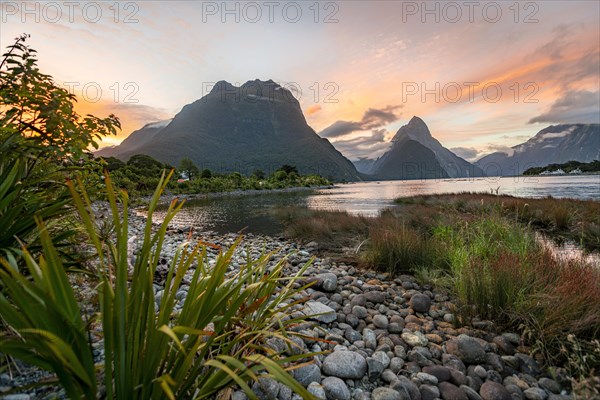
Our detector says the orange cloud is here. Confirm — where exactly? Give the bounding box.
[305,104,322,115]
[73,98,173,147]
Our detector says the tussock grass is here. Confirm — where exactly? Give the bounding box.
[396,192,600,251]
[279,196,600,382]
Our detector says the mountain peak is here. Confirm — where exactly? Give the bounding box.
[208,79,297,105]
[408,115,427,127]
[392,116,432,142]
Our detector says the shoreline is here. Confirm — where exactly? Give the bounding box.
[140,184,336,205]
[7,198,590,399]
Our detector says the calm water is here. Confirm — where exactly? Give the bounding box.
[155,175,600,235]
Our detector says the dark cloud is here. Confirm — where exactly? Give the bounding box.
[319,105,402,138]
[529,90,600,124]
[450,147,479,161]
[331,128,392,159]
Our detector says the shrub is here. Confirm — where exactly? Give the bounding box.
[363,221,433,274]
[0,172,315,399]
[0,35,119,261]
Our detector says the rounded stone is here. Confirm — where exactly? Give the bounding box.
[538,378,561,394]
[446,335,487,365]
[293,363,321,387]
[373,314,389,329]
[422,365,451,382]
[479,381,512,400]
[364,291,386,304]
[307,382,326,400]
[523,387,548,400]
[322,350,367,379]
[322,376,351,400]
[372,387,403,400]
[409,293,431,313]
[439,381,468,400]
[352,305,368,319]
[315,273,338,292]
[421,384,441,400]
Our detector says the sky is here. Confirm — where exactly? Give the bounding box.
[1,0,599,161]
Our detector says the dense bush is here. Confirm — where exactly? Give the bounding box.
[0,34,119,262]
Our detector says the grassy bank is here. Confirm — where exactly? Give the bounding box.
[395,193,600,252]
[277,195,600,387]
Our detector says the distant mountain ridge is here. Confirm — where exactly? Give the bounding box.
[354,117,485,180]
[95,80,360,181]
[476,124,600,176]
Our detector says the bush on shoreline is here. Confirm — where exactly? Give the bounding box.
[101,154,331,197]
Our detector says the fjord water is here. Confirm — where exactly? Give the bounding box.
[159,175,599,235]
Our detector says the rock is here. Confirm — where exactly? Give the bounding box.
[416,372,438,385]
[402,331,428,347]
[523,387,548,400]
[492,336,515,355]
[438,382,468,400]
[446,335,487,364]
[363,328,377,350]
[389,322,403,333]
[515,354,541,376]
[538,378,561,394]
[232,391,249,400]
[252,377,280,399]
[382,369,399,384]
[373,351,391,369]
[351,294,367,307]
[422,365,451,382]
[473,365,487,379]
[372,387,404,400]
[390,357,405,373]
[367,357,385,381]
[315,273,338,292]
[293,363,321,387]
[307,382,326,400]
[352,305,368,319]
[303,301,337,323]
[364,291,386,304]
[373,314,389,329]
[449,369,469,387]
[279,384,292,400]
[479,381,512,400]
[322,376,351,400]
[460,385,482,400]
[390,376,421,400]
[420,384,441,400]
[409,293,431,313]
[322,350,367,379]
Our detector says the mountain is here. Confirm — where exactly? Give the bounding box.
[95,120,172,158]
[476,124,600,176]
[357,117,484,180]
[96,80,360,181]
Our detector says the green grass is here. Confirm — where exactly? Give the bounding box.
[395,192,600,251]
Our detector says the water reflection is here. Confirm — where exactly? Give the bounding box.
[154,175,599,235]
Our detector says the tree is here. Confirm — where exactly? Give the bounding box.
[0,34,120,260]
[101,156,125,171]
[278,164,298,175]
[252,169,265,180]
[201,168,212,179]
[179,157,199,180]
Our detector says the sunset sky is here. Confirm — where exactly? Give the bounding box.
[2,0,598,161]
